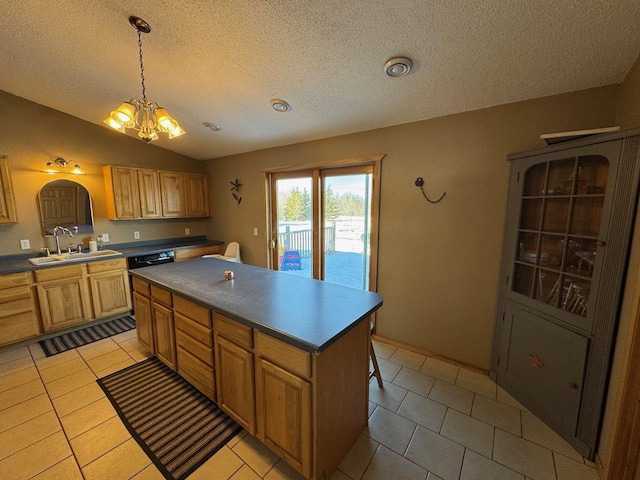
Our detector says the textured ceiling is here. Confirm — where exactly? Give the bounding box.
[1,1,640,160]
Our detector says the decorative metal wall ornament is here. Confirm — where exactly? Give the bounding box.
[415,177,446,204]
[230,179,242,205]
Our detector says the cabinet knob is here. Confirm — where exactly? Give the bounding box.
[528,354,544,368]
[569,382,579,390]
[596,240,606,247]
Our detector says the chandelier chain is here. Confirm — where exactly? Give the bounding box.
[137,30,146,102]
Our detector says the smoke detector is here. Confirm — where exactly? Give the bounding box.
[270,99,292,112]
[384,57,413,77]
[203,122,222,132]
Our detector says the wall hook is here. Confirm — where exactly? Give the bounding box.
[415,177,446,204]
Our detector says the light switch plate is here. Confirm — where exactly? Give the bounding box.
[134,231,140,239]
[20,239,30,250]
[185,228,190,235]
[102,233,110,242]
[253,227,258,236]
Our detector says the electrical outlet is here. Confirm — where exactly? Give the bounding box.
[185,228,190,235]
[102,233,110,243]
[20,239,30,250]
[134,231,140,240]
[253,227,258,236]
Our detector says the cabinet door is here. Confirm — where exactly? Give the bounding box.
[159,171,186,217]
[153,302,176,370]
[38,277,92,331]
[214,334,256,433]
[90,270,132,318]
[186,174,210,217]
[498,301,588,437]
[255,357,311,478]
[133,292,154,353]
[0,156,17,224]
[105,166,141,219]
[137,168,162,218]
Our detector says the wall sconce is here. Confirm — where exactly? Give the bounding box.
[42,157,85,175]
[415,177,446,204]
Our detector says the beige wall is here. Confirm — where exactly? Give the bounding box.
[0,91,209,256]
[204,86,618,369]
[597,52,640,475]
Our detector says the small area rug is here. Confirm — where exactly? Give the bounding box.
[39,316,136,356]
[97,356,242,480]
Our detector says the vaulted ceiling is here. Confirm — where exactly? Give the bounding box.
[2,1,640,159]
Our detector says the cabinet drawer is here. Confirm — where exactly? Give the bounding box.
[214,313,252,348]
[0,297,34,318]
[87,257,127,274]
[174,295,211,327]
[0,311,41,346]
[131,277,150,297]
[255,332,311,380]
[0,271,31,289]
[35,264,85,282]
[176,329,213,367]
[175,312,213,347]
[151,285,172,307]
[0,285,31,305]
[177,346,215,392]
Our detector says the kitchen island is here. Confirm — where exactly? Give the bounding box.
[129,257,383,480]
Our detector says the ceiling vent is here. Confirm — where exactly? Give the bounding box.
[384,57,413,77]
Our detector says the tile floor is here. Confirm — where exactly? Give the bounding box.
[0,333,600,480]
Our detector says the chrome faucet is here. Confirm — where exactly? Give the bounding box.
[52,225,73,255]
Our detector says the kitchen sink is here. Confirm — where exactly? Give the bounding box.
[28,249,122,265]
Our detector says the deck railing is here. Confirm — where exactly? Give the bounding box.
[279,225,335,258]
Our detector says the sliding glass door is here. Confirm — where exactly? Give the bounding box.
[268,159,380,293]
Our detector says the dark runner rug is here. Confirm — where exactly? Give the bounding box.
[39,316,136,356]
[97,357,242,480]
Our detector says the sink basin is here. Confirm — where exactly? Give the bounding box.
[28,250,122,265]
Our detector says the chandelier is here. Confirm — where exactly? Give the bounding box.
[103,16,185,143]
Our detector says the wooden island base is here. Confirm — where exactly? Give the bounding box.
[133,275,373,480]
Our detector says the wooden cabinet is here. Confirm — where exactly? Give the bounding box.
[0,156,17,224]
[256,357,311,477]
[103,166,141,219]
[0,272,41,346]
[151,285,176,370]
[133,291,154,353]
[175,295,215,400]
[491,129,640,458]
[88,258,131,318]
[214,314,256,433]
[35,264,92,332]
[104,166,208,220]
[186,174,211,217]
[137,168,162,218]
[159,171,187,217]
[174,244,223,261]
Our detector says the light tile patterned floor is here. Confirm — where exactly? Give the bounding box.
[0,334,599,480]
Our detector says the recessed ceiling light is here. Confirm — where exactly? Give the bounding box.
[202,122,222,132]
[270,99,291,112]
[384,57,413,77]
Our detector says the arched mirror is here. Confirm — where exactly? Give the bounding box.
[38,180,94,235]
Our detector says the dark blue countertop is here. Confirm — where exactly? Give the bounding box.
[130,258,383,353]
[0,237,224,275]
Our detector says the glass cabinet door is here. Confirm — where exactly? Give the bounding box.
[512,155,608,324]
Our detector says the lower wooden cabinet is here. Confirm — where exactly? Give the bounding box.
[214,334,256,433]
[133,291,154,353]
[88,259,131,318]
[0,271,41,346]
[255,357,311,477]
[36,265,92,332]
[174,244,223,261]
[153,301,176,370]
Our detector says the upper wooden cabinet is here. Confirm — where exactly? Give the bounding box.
[0,156,18,224]
[103,166,210,220]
